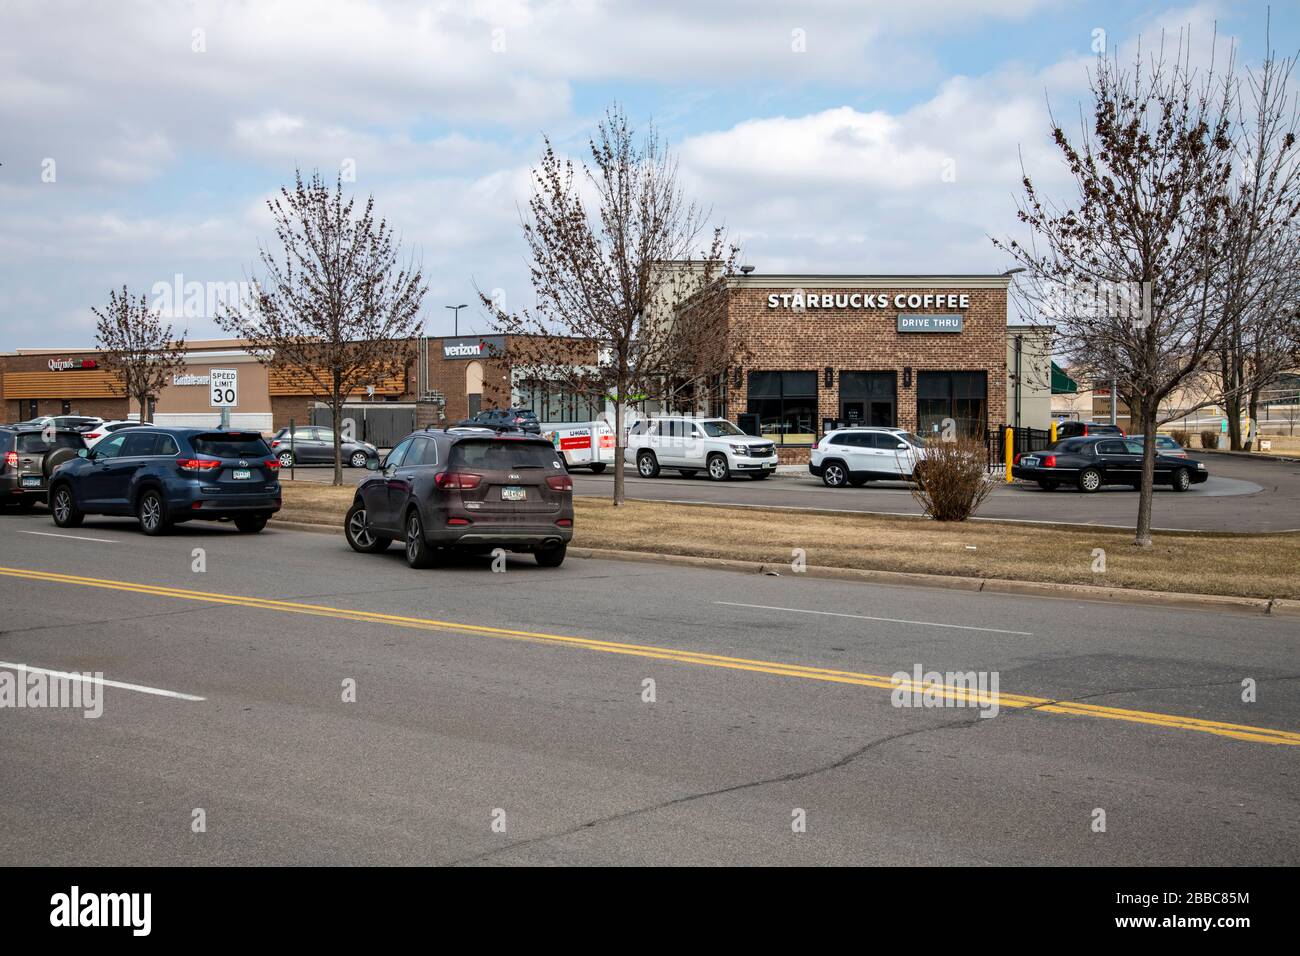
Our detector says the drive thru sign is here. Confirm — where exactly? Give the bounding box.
[209,368,238,408]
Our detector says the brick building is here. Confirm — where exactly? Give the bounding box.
[722,274,1012,462]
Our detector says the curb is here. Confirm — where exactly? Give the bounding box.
[1195,448,1300,464]
[269,515,1297,616]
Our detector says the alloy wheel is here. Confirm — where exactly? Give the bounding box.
[349,508,374,548]
[53,489,71,522]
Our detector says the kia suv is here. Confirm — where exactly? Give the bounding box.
[344,429,573,568]
[809,427,928,487]
[1,425,86,510]
[48,428,281,534]
[625,417,778,480]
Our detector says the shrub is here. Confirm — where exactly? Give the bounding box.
[1170,429,1190,447]
[909,436,998,521]
[1200,430,1219,449]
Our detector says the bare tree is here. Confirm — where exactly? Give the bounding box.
[483,106,743,505]
[995,34,1237,547]
[93,286,187,423]
[220,169,427,485]
[1215,35,1300,449]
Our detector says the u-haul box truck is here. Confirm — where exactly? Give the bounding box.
[540,420,615,473]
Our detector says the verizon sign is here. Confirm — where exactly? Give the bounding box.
[441,336,505,360]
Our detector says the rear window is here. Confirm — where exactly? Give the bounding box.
[16,432,85,452]
[450,439,558,470]
[191,433,271,458]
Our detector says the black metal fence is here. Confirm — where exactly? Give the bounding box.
[311,403,416,448]
[985,426,1053,468]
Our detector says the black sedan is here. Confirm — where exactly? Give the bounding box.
[1012,436,1208,493]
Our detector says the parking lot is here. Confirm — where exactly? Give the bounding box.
[285,451,1300,533]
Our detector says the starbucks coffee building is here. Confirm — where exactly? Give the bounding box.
[723,274,1013,461]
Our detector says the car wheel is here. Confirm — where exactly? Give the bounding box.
[588,462,606,474]
[404,508,435,568]
[678,469,698,478]
[137,489,170,535]
[1037,480,1059,491]
[706,454,730,481]
[535,542,567,567]
[278,450,295,468]
[349,451,368,469]
[50,485,83,527]
[234,514,269,533]
[1171,468,1192,492]
[848,476,869,487]
[636,451,660,478]
[344,501,391,553]
[821,461,848,488]
[1077,468,1102,493]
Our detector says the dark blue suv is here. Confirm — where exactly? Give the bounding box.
[48,428,281,535]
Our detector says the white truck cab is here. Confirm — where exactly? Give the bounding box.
[625,416,778,481]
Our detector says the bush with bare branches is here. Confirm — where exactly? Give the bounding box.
[909,437,998,521]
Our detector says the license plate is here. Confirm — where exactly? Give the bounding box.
[502,486,526,501]
[1021,457,1039,467]
[21,476,40,487]
[233,469,252,480]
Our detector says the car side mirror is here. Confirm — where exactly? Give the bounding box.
[77,448,88,458]
[365,456,379,471]
[895,442,908,449]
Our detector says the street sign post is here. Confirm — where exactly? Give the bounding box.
[210,368,237,429]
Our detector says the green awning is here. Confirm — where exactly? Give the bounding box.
[1051,362,1079,394]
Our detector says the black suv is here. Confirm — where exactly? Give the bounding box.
[49,428,281,535]
[454,407,541,434]
[1,426,86,510]
[344,429,573,568]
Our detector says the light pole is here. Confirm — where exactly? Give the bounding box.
[446,303,469,337]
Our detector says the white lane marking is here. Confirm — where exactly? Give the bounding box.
[0,661,206,701]
[715,601,1032,636]
[16,530,118,544]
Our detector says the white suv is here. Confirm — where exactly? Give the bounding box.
[810,427,927,487]
[626,417,779,480]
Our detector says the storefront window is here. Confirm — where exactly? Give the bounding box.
[747,371,817,445]
[917,371,987,438]
[839,371,896,427]
[516,380,603,423]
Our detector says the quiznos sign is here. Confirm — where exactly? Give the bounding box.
[766,292,971,311]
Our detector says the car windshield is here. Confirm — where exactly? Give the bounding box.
[191,434,272,458]
[701,421,745,437]
[900,432,926,448]
[451,439,557,470]
[16,432,84,452]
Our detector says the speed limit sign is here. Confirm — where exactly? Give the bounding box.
[209,368,238,408]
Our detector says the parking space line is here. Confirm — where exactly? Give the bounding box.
[16,530,118,544]
[0,565,1295,745]
[0,660,205,701]
[715,601,1033,635]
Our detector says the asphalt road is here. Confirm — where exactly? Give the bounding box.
[1,510,1297,865]
[288,452,1300,532]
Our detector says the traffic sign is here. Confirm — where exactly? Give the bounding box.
[209,368,238,408]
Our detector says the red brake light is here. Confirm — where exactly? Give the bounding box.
[84,432,101,440]
[265,458,280,471]
[3,451,16,469]
[1013,453,1022,465]
[447,517,471,526]
[435,472,482,490]
[270,439,281,448]
[177,458,221,472]
[555,518,573,527]
[546,475,573,491]
[1043,455,1057,467]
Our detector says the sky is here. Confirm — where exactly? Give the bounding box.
[1,0,1296,349]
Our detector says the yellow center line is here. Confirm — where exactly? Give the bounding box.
[2,564,1296,746]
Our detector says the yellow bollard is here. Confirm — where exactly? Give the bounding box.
[1050,420,1057,444]
[1005,426,1014,482]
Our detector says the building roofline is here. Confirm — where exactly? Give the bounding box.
[729,274,1013,289]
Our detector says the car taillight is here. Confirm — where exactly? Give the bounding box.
[1118,429,1126,437]
[447,517,471,526]
[555,518,572,527]
[270,439,281,448]
[84,432,101,440]
[265,458,280,471]
[1081,425,1089,435]
[1043,455,1056,467]
[177,459,221,472]
[546,475,573,491]
[434,472,482,490]
[1013,453,1022,465]
[3,451,16,470]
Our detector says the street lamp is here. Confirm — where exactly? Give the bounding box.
[446,303,469,337]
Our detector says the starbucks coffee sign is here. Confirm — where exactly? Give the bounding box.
[766,292,971,311]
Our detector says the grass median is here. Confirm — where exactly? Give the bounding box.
[276,480,1300,600]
